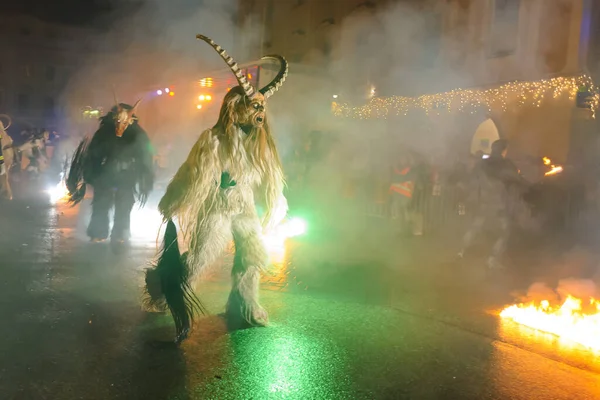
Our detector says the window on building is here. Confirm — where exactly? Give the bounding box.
[445,0,471,68]
[43,97,55,118]
[586,0,600,73]
[355,1,376,11]
[322,41,332,58]
[419,12,443,68]
[264,0,274,48]
[292,29,306,36]
[489,0,520,57]
[17,94,30,112]
[45,66,56,81]
[537,2,572,73]
[46,28,58,40]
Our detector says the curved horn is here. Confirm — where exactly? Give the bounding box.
[258,55,288,99]
[0,114,12,130]
[196,34,256,98]
[112,86,119,106]
[132,97,142,111]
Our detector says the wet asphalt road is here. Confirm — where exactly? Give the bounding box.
[2,184,600,399]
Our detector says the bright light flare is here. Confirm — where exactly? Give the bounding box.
[206,95,212,101]
[263,217,308,264]
[165,88,170,93]
[47,179,69,204]
[130,208,164,242]
[199,95,205,101]
[156,90,163,95]
[196,104,202,110]
[500,295,600,351]
[264,217,307,245]
[169,92,175,97]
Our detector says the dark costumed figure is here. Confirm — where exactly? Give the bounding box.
[458,139,528,269]
[144,35,288,343]
[66,99,154,243]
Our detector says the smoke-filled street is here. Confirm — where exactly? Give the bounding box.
[1,183,599,400]
[4,1,600,399]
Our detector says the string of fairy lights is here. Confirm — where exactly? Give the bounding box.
[332,75,600,120]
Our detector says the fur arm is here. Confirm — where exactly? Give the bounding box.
[158,129,220,220]
[83,128,108,183]
[135,128,155,204]
[66,136,91,205]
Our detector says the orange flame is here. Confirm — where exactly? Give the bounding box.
[542,157,563,176]
[545,165,563,176]
[500,295,600,350]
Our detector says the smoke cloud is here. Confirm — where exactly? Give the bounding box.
[60,0,586,281]
[520,279,598,305]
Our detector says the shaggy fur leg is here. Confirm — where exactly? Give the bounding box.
[145,219,196,343]
[145,214,232,343]
[227,213,269,326]
[112,186,135,241]
[88,187,113,240]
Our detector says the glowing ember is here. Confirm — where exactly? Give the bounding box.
[542,156,551,165]
[47,180,70,204]
[500,295,600,350]
[542,157,563,176]
[545,165,563,176]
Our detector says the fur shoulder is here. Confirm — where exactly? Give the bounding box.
[129,121,149,138]
[196,128,219,149]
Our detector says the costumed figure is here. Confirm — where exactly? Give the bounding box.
[458,139,529,269]
[144,34,288,343]
[66,98,154,243]
[0,114,14,200]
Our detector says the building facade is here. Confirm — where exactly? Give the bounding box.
[238,0,600,167]
[0,13,106,131]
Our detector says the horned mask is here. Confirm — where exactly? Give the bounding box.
[196,35,288,129]
[112,93,142,138]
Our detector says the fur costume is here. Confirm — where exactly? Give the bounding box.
[0,114,13,200]
[66,100,154,242]
[144,34,288,343]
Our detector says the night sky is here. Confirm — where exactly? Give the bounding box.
[0,0,141,27]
